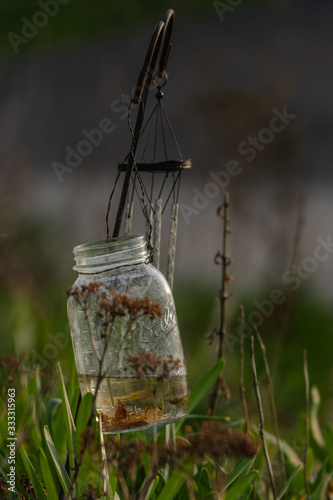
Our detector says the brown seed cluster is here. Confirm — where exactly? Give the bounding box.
[66,282,162,322]
[20,473,36,496]
[66,281,103,300]
[186,421,259,462]
[124,350,182,379]
[0,478,7,495]
[0,354,27,382]
[99,294,162,321]
[106,435,147,471]
[103,421,258,477]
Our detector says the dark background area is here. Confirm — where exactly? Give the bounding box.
[0,0,333,430]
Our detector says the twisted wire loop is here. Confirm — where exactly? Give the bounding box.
[105,9,190,283]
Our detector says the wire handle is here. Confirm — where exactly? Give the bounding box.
[111,10,175,239]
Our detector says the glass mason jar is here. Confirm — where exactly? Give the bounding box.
[67,235,189,433]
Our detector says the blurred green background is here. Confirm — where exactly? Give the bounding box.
[1,0,333,434]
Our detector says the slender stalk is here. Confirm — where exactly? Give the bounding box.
[99,414,109,498]
[239,305,250,434]
[274,194,306,371]
[250,336,277,500]
[117,472,130,500]
[209,192,231,414]
[255,327,286,489]
[86,308,102,362]
[65,313,135,500]
[303,350,310,499]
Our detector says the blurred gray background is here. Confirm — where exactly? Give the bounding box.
[1,0,332,302]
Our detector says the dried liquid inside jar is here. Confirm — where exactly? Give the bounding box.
[78,373,190,433]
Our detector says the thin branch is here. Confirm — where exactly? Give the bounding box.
[65,313,136,500]
[209,191,231,414]
[239,305,250,434]
[274,194,307,370]
[250,336,277,500]
[303,349,310,499]
[86,308,102,362]
[99,414,110,498]
[255,327,286,489]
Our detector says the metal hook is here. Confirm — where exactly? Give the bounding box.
[112,14,173,238]
[158,9,175,76]
[133,21,165,105]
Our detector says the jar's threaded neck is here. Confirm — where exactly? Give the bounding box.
[73,235,149,274]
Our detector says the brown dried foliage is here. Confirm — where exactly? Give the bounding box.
[124,350,182,379]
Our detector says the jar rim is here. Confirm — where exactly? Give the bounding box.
[73,234,149,273]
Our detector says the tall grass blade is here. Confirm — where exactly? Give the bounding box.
[44,425,71,497]
[19,445,48,500]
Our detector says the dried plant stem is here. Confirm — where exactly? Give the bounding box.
[65,316,134,500]
[255,327,286,489]
[209,192,231,414]
[274,194,306,370]
[303,349,310,499]
[137,470,158,500]
[118,472,130,500]
[250,336,277,500]
[99,415,110,498]
[239,305,250,433]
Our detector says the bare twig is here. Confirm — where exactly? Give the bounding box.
[209,192,231,414]
[65,310,137,500]
[274,194,307,369]
[250,336,277,500]
[239,305,250,434]
[255,327,286,489]
[99,414,110,498]
[303,349,310,499]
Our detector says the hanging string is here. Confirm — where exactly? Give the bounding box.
[127,100,154,258]
[159,100,183,160]
[106,168,121,239]
[140,101,159,161]
[162,171,181,214]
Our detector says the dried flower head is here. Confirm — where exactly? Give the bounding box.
[0,354,27,382]
[66,281,103,301]
[0,477,7,494]
[98,294,162,321]
[124,350,182,379]
[187,421,259,462]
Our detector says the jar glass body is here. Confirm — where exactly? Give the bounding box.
[67,235,189,433]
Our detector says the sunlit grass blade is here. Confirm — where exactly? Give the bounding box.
[257,428,303,468]
[156,469,187,500]
[19,444,48,500]
[145,475,159,500]
[38,447,59,499]
[188,358,224,414]
[310,387,325,447]
[311,471,333,500]
[224,470,258,500]
[44,425,71,497]
[277,464,301,500]
[324,424,333,467]
[184,414,229,422]
[223,456,256,492]
[194,467,211,499]
[58,362,76,473]
[74,391,94,454]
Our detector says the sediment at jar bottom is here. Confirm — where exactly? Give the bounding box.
[78,374,189,433]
